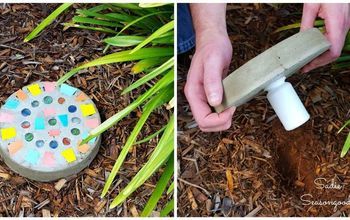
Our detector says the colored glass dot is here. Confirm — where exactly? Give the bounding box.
[31,100,39,107]
[68,105,77,113]
[62,137,71,145]
[71,117,81,124]
[21,108,31,116]
[58,97,65,104]
[48,118,57,126]
[25,133,34,142]
[49,140,58,149]
[35,140,44,148]
[21,121,30,129]
[43,96,53,104]
[71,128,80,136]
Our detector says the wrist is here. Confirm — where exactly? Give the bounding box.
[195,28,229,48]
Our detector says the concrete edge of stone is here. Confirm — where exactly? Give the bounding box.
[0,135,102,182]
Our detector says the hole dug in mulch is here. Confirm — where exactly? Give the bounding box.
[271,120,350,216]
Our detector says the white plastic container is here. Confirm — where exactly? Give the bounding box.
[265,77,310,131]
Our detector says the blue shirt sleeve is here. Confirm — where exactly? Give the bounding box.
[177,3,195,54]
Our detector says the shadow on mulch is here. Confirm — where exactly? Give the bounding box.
[177,3,350,217]
[0,4,171,217]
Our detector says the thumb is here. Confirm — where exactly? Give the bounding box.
[301,3,320,31]
[203,55,225,107]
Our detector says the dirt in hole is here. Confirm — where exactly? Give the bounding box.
[272,120,317,192]
[271,119,350,216]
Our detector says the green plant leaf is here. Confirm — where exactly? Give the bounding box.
[160,198,174,217]
[109,114,174,208]
[130,20,174,54]
[24,3,72,42]
[274,20,325,33]
[337,119,350,134]
[56,47,173,85]
[82,70,174,144]
[141,153,174,217]
[116,11,172,36]
[344,44,350,51]
[139,3,170,8]
[332,62,350,70]
[104,36,147,47]
[63,22,117,34]
[86,4,111,13]
[122,57,174,94]
[336,55,350,63]
[111,3,142,10]
[131,57,170,74]
[76,9,125,22]
[72,16,122,27]
[101,85,173,198]
[152,35,174,45]
[134,125,166,145]
[341,132,350,158]
[105,13,138,22]
[166,181,174,195]
[345,32,350,45]
[104,35,173,47]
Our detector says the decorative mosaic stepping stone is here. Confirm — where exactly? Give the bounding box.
[0,81,101,182]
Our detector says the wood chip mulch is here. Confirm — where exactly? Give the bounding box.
[178,3,350,217]
[0,4,172,217]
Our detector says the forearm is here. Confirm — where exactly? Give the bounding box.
[190,3,228,36]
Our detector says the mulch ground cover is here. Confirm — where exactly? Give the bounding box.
[0,3,170,217]
[178,3,350,217]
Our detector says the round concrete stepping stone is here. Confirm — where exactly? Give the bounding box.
[0,81,101,182]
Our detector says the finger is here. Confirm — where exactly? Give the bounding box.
[203,54,225,107]
[185,54,234,132]
[223,66,230,77]
[300,3,320,31]
[200,120,232,132]
[188,89,234,130]
[302,12,347,73]
[185,58,219,128]
[199,107,235,131]
[301,51,335,73]
[200,107,235,129]
[323,11,347,59]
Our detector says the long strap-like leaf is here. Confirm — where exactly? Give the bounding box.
[56,47,173,85]
[274,20,324,34]
[101,85,173,198]
[122,57,174,94]
[160,198,174,217]
[109,115,174,208]
[341,132,350,158]
[130,20,174,54]
[134,125,166,145]
[24,3,72,42]
[82,70,173,144]
[117,11,172,36]
[141,153,174,217]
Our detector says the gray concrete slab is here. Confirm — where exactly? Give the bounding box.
[215,28,331,113]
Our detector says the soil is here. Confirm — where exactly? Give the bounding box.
[0,4,172,217]
[178,3,350,217]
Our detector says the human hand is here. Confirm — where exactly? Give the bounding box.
[300,3,350,73]
[184,29,235,132]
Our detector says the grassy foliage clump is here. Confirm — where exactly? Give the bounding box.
[25,3,174,216]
